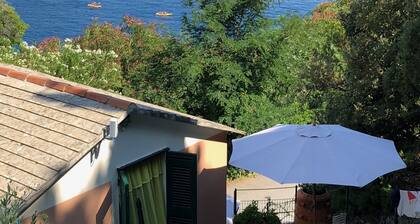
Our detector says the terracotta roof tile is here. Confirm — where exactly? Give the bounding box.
[8,70,28,81]
[64,85,88,97]
[85,91,111,103]
[107,97,133,110]
[26,75,49,86]
[46,80,69,92]
[0,65,128,110]
[0,67,10,76]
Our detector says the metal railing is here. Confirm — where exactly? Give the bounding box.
[233,186,297,223]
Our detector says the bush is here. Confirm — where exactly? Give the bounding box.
[36,37,61,53]
[0,40,123,92]
[75,20,130,61]
[0,185,47,224]
[233,200,281,224]
[0,0,28,45]
[227,166,253,180]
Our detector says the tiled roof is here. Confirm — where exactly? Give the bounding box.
[0,65,128,212]
[0,63,243,212]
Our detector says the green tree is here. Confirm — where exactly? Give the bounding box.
[322,0,420,219]
[0,0,28,45]
[183,0,272,41]
[330,0,420,151]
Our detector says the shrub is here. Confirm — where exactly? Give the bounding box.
[36,37,61,53]
[0,185,47,224]
[233,200,281,224]
[0,0,28,45]
[75,21,130,61]
[0,40,123,92]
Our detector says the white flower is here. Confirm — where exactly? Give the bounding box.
[64,38,72,43]
[109,50,118,58]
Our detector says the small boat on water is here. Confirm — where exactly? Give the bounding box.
[88,2,102,9]
[155,11,173,17]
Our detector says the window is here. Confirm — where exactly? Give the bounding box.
[119,149,197,224]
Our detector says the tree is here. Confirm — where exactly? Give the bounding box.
[0,0,28,45]
[183,0,272,41]
[329,0,420,152]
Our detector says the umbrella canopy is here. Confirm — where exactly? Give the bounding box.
[230,124,406,187]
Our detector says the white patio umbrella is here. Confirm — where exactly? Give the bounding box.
[230,124,406,187]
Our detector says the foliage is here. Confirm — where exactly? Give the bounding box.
[75,19,131,62]
[331,179,392,222]
[0,185,48,224]
[300,184,327,195]
[395,152,420,190]
[121,19,189,111]
[328,0,420,152]
[0,40,123,92]
[0,0,28,45]
[183,0,272,41]
[325,0,420,219]
[36,37,62,53]
[0,185,21,224]
[178,0,320,133]
[233,200,281,224]
[227,166,253,180]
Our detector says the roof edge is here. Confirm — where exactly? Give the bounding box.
[0,63,244,135]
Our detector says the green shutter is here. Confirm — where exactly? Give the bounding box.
[166,151,197,224]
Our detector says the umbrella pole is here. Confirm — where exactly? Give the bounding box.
[234,188,238,216]
[313,184,316,224]
[346,186,349,223]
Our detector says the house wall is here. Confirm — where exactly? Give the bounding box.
[185,132,228,224]
[22,115,228,224]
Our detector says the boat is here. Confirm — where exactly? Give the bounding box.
[88,2,102,9]
[155,11,173,17]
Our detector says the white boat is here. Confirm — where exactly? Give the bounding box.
[155,11,173,16]
[88,2,102,9]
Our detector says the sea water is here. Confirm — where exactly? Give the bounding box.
[8,0,325,43]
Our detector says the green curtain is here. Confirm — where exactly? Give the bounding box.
[120,155,166,224]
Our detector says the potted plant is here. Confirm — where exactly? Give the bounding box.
[294,184,332,224]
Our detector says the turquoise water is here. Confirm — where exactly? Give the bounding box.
[8,0,324,43]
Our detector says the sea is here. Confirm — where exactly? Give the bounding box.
[8,0,325,44]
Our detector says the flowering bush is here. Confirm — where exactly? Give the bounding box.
[0,40,123,92]
[36,37,61,52]
[75,21,131,61]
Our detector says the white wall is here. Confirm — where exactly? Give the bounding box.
[22,114,222,222]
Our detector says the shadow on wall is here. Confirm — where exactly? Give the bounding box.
[198,167,228,224]
[23,183,112,224]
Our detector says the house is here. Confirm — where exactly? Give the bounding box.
[0,63,244,224]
